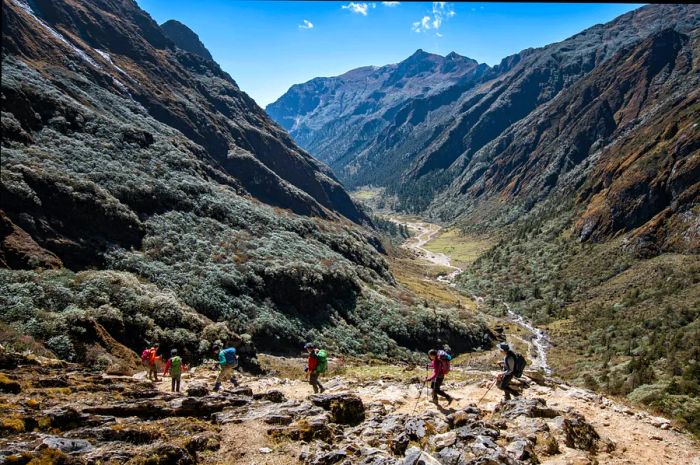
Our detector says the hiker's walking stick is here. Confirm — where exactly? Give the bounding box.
[477,379,497,403]
[411,364,430,414]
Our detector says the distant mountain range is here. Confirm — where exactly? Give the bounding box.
[268,4,699,256]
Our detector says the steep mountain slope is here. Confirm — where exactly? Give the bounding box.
[269,4,699,220]
[433,26,699,254]
[0,0,489,364]
[267,49,488,187]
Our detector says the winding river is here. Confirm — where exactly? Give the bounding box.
[391,218,552,375]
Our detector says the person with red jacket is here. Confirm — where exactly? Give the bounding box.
[304,342,326,393]
[425,349,453,405]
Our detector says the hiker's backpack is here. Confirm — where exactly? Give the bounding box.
[222,348,238,366]
[315,349,328,374]
[141,349,150,364]
[170,356,182,372]
[514,353,527,378]
[437,350,452,375]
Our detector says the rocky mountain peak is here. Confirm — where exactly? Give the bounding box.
[160,19,214,61]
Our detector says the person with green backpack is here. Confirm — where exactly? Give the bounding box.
[304,342,327,394]
[163,348,187,392]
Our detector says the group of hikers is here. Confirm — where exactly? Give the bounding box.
[140,341,239,392]
[141,339,526,403]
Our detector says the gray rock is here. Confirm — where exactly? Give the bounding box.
[253,390,287,403]
[40,436,92,453]
[552,413,600,453]
[264,414,294,425]
[402,447,442,465]
[186,384,209,397]
[309,393,365,426]
[498,398,560,420]
[505,439,535,461]
[404,418,427,440]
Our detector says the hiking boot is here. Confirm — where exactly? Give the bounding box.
[213,382,221,392]
[431,396,439,405]
[319,386,326,393]
[446,396,454,406]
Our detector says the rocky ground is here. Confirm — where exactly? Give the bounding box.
[1,351,698,465]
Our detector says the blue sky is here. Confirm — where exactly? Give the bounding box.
[137,2,643,107]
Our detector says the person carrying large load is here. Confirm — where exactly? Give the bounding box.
[163,348,187,392]
[425,348,454,405]
[141,342,161,382]
[212,341,239,392]
[304,342,327,394]
[496,342,526,400]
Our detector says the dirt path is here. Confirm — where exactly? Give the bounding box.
[390,217,553,375]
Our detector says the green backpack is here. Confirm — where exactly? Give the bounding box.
[315,349,328,374]
[170,356,182,374]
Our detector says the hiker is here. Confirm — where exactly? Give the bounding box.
[425,349,453,405]
[163,349,186,392]
[304,342,327,393]
[213,342,239,392]
[142,343,161,382]
[496,342,522,400]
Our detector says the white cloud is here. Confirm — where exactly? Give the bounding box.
[298,19,314,29]
[382,1,400,6]
[412,2,455,34]
[342,2,369,15]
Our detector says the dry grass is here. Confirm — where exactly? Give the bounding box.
[389,256,475,309]
[423,229,494,268]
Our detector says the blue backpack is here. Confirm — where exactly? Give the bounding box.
[222,348,237,365]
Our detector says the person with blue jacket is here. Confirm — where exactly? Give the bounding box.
[212,341,239,391]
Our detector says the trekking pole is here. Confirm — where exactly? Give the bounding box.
[477,379,497,403]
[411,364,429,414]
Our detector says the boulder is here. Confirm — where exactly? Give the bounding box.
[534,431,560,456]
[505,439,536,462]
[269,413,333,442]
[523,370,547,386]
[552,413,601,453]
[390,432,409,456]
[309,449,348,465]
[430,431,457,450]
[498,398,560,419]
[404,417,427,440]
[402,447,442,465]
[309,393,365,426]
[40,436,93,454]
[448,410,481,429]
[186,384,209,397]
[253,390,287,403]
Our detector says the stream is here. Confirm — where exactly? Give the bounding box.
[391,217,552,375]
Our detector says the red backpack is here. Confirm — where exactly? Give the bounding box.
[437,350,452,375]
[141,348,150,364]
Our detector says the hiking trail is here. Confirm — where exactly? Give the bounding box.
[391,217,552,375]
